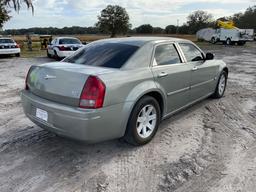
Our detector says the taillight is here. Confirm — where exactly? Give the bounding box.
[79,76,106,109]
[25,67,32,90]
[58,46,66,51]
[15,44,20,48]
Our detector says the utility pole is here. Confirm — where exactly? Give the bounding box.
[176,19,179,34]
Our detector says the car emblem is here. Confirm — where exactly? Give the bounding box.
[44,75,56,80]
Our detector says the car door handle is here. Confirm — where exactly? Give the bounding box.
[157,72,168,78]
[192,67,198,71]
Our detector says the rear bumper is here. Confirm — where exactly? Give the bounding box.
[0,48,20,55]
[57,50,75,58]
[21,90,130,143]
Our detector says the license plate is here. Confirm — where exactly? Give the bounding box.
[36,108,48,122]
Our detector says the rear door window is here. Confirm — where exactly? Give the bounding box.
[59,38,81,44]
[0,39,14,44]
[154,44,181,65]
[179,43,204,62]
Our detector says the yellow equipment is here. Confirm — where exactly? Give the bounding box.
[217,20,237,29]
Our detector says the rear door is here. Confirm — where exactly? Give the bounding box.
[178,43,218,102]
[151,42,191,114]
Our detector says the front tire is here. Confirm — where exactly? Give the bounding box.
[124,96,161,146]
[212,71,227,98]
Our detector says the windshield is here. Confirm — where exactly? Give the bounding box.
[0,39,15,44]
[63,43,139,68]
[59,38,81,44]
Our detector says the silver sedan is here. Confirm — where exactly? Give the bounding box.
[21,37,228,145]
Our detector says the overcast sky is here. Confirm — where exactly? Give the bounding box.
[3,0,256,29]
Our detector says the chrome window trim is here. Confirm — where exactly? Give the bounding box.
[177,42,206,62]
[150,41,186,68]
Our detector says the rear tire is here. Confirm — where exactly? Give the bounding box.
[124,96,161,146]
[211,37,216,44]
[54,50,59,60]
[15,53,20,57]
[212,71,227,99]
[226,38,232,45]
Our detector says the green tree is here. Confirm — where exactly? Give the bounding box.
[0,0,33,28]
[3,0,33,12]
[165,25,177,34]
[0,2,11,28]
[232,6,256,30]
[136,24,153,34]
[153,27,164,34]
[96,5,131,37]
[187,10,213,34]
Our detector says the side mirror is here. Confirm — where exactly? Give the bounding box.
[205,52,214,60]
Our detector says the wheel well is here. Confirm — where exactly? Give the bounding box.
[145,91,164,117]
[223,67,229,76]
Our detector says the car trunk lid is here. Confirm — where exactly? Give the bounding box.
[27,62,114,107]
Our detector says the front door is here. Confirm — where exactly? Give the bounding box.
[178,43,218,102]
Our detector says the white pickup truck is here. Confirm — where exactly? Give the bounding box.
[211,28,254,45]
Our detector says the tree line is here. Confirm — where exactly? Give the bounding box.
[0,4,255,36]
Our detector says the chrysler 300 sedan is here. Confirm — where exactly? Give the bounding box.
[21,37,228,145]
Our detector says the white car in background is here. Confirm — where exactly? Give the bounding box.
[0,38,20,57]
[47,37,83,60]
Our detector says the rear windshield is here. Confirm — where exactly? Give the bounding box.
[59,38,81,44]
[0,39,14,44]
[63,43,139,68]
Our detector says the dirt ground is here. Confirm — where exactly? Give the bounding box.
[0,42,256,192]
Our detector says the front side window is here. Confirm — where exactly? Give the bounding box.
[63,42,139,68]
[179,43,204,62]
[154,44,181,65]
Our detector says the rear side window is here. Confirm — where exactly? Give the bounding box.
[59,38,81,45]
[154,44,181,65]
[179,43,204,62]
[63,43,139,68]
[0,39,14,44]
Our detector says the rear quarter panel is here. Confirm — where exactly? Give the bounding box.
[98,67,164,136]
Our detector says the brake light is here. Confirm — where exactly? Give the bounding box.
[15,44,20,48]
[25,67,32,90]
[79,76,106,109]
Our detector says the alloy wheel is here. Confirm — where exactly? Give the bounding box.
[136,104,157,139]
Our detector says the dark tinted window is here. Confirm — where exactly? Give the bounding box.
[0,39,14,44]
[63,43,139,68]
[179,43,204,62]
[154,44,181,65]
[59,38,81,44]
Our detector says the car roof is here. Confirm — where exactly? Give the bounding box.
[0,38,14,40]
[93,36,191,47]
[57,37,80,40]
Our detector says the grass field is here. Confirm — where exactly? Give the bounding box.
[12,34,197,58]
